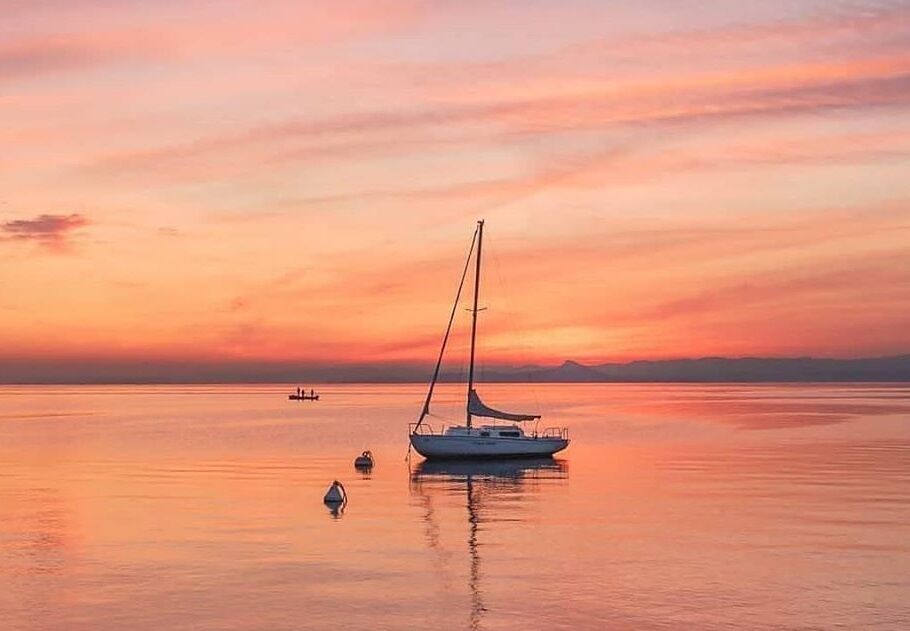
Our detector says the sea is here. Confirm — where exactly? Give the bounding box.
[1,383,908,630]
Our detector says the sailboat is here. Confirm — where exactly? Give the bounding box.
[409,220,570,459]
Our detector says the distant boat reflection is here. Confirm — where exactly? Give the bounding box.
[410,458,568,630]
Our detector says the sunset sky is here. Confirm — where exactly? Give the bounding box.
[2,0,909,380]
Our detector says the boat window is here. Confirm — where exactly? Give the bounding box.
[499,431,520,437]
[480,431,490,437]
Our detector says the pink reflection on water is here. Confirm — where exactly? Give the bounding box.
[0,384,908,630]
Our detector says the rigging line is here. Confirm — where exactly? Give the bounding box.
[413,225,479,432]
[427,411,459,424]
[488,240,545,418]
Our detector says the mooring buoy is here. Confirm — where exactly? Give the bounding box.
[323,480,346,504]
[354,450,374,468]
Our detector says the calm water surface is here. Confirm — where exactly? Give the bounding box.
[1,383,908,630]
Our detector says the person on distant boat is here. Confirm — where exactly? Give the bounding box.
[296,386,301,397]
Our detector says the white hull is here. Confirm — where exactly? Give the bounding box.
[410,433,569,459]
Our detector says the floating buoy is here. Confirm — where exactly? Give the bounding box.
[323,480,346,504]
[354,450,374,469]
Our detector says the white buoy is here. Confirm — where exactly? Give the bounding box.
[354,450,374,468]
[323,480,346,504]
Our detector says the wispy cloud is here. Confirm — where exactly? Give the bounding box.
[0,0,427,82]
[83,55,910,187]
[0,37,112,79]
[1,213,89,252]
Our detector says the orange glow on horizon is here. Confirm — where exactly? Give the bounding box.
[1,1,909,378]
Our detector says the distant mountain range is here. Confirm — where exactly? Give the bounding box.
[2,354,909,383]
[469,355,910,383]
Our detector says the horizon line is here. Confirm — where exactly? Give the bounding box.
[1,352,908,385]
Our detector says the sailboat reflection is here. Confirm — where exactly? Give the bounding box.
[410,458,568,630]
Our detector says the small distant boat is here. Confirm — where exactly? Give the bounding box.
[409,220,569,459]
[289,387,320,401]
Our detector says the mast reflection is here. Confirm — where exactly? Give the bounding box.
[410,458,568,630]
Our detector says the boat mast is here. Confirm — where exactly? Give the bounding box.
[413,226,478,432]
[466,219,484,427]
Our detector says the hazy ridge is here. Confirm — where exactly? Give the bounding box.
[2,355,909,384]
[480,355,910,383]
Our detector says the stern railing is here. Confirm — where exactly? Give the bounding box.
[410,422,440,436]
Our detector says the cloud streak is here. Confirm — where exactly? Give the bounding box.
[83,54,910,187]
[1,213,89,252]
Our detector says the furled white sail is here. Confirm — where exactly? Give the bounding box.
[468,389,540,422]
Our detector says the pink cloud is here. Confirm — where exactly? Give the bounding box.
[1,213,89,252]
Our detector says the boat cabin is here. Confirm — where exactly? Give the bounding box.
[444,425,526,439]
